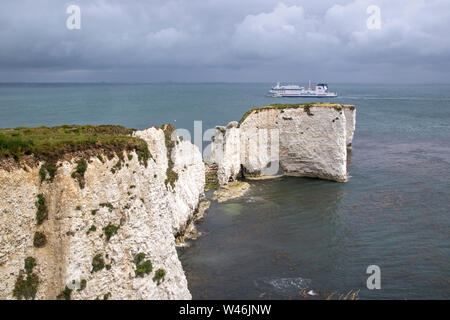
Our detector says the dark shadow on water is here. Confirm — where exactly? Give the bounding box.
[178,177,352,300]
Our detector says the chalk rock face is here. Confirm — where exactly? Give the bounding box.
[343,106,356,148]
[0,127,204,300]
[211,104,356,184]
[211,125,241,186]
[169,138,206,233]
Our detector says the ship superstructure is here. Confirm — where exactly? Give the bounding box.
[268,81,338,98]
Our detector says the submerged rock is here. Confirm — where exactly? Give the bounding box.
[175,199,211,246]
[244,174,283,181]
[211,181,250,203]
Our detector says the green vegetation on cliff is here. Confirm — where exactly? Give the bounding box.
[91,254,105,273]
[33,232,47,248]
[71,159,88,188]
[161,124,179,189]
[153,268,166,285]
[103,223,120,241]
[205,165,219,191]
[57,286,72,300]
[0,125,151,166]
[134,253,153,278]
[35,194,48,225]
[239,103,355,125]
[13,257,39,300]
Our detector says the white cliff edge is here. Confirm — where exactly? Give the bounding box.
[210,103,356,185]
[0,126,204,300]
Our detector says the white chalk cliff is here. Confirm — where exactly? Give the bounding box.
[210,103,356,184]
[0,127,204,300]
[0,103,355,300]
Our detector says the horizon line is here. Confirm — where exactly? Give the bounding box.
[1,81,450,85]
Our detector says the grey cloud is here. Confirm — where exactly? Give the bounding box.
[0,0,449,83]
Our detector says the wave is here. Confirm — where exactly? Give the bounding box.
[254,276,312,296]
[340,96,450,101]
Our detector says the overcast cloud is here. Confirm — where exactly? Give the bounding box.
[0,0,449,83]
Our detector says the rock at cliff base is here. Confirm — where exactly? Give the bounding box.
[211,181,250,203]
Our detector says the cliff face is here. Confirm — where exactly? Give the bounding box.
[210,123,242,186]
[211,104,356,184]
[343,107,356,149]
[0,127,204,300]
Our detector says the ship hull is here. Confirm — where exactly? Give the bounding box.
[270,94,338,98]
[279,95,337,98]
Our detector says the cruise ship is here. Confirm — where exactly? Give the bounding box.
[268,81,338,98]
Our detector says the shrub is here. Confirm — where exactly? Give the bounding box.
[33,232,47,248]
[134,253,153,278]
[71,159,87,189]
[57,286,72,300]
[13,271,39,300]
[24,257,36,274]
[100,202,114,212]
[153,269,166,285]
[78,279,87,291]
[91,254,105,273]
[43,164,56,181]
[39,167,46,182]
[35,194,48,225]
[13,257,38,300]
[113,160,122,171]
[134,253,146,265]
[87,225,96,235]
[103,223,120,241]
[161,124,179,189]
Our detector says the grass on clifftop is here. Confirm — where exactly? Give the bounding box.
[0,125,151,166]
[239,103,355,125]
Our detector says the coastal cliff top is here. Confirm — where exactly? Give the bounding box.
[0,124,151,167]
[239,102,355,125]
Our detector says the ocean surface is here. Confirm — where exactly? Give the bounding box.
[1,83,449,299]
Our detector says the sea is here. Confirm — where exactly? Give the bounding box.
[0,82,449,299]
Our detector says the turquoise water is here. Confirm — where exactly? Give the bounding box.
[1,83,449,299]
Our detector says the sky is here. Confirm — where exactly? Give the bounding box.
[0,0,449,83]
